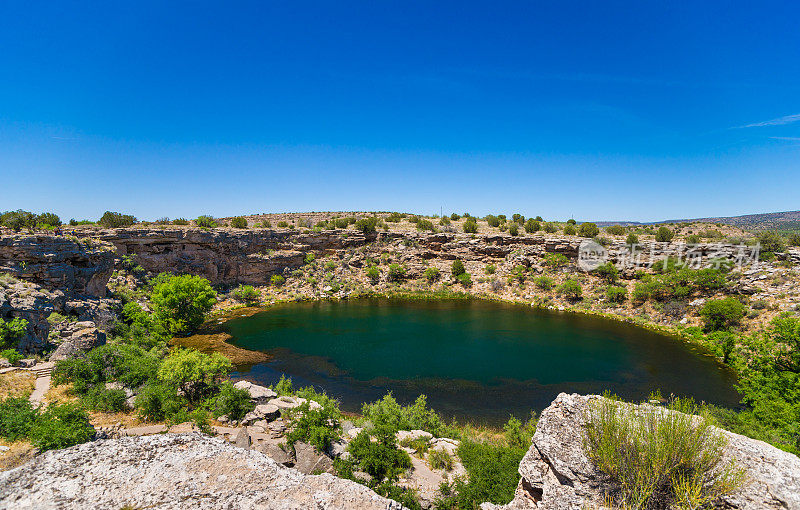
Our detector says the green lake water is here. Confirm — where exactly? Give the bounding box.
[227,299,740,423]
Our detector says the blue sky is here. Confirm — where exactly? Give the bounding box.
[1,1,799,222]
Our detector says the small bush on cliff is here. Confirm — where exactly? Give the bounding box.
[28,402,95,452]
[366,266,381,284]
[594,262,618,283]
[355,217,378,233]
[584,397,743,509]
[232,285,260,304]
[557,279,582,300]
[543,222,558,233]
[626,232,639,245]
[605,225,626,236]
[388,263,406,282]
[451,260,465,277]
[578,222,599,238]
[270,274,285,287]
[534,276,554,290]
[172,218,189,225]
[563,224,577,235]
[98,211,137,228]
[424,267,440,283]
[416,219,436,231]
[524,219,540,233]
[700,298,746,332]
[655,226,675,242]
[0,210,37,231]
[150,274,216,335]
[507,223,519,236]
[362,393,448,437]
[462,219,478,233]
[286,400,342,453]
[135,382,187,422]
[0,317,27,349]
[208,381,254,421]
[457,272,472,287]
[230,216,248,228]
[194,215,217,228]
[606,285,627,303]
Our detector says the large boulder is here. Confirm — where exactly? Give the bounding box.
[49,326,106,361]
[495,393,800,510]
[233,380,277,402]
[0,433,403,509]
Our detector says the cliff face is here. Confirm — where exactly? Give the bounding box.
[495,393,800,510]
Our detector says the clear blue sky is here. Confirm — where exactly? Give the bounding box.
[1,1,799,222]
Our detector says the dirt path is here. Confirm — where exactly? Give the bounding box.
[27,362,54,407]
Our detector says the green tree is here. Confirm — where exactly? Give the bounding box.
[557,279,583,300]
[524,219,540,233]
[36,212,61,227]
[230,216,248,228]
[700,298,746,331]
[0,210,36,231]
[626,232,639,245]
[0,317,27,349]
[98,211,137,228]
[594,262,618,283]
[463,219,478,233]
[157,348,232,404]
[578,222,599,238]
[194,215,217,228]
[655,226,674,242]
[451,259,465,276]
[563,224,577,235]
[355,217,378,233]
[150,274,217,335]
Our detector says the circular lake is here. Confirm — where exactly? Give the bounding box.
[226,298,740,423]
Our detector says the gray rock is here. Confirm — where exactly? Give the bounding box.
[49,327,106,361]
[233,380,278,402]
[255,443,294,466]
[501,393,800,510]
[0,433,403,509]
[234,427,251,450]
[294,441,334,475]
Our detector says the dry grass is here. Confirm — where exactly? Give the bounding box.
[0,439,36,471]
[43,383,78,404]
[0,370,36,399]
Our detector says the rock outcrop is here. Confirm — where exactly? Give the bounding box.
[496,393,800,510]
[0,433,404,510]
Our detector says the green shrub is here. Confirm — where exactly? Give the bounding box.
[428,448,453,471]
[230,216,248,228]
[277,220,289,228]
[543,222,557,233]
[566,218,577,225]
[388,263,406,282]
[524,219,540,233]
[416,219,435,231]
[563,224,576,235]
[450,213,460,220]
[457,272,472,287]
[508,223,518,236]
[424,267,440,283]
[29,402,94,452]
[0,210,37,231]
[544,253,568,268]
[485,215,500,227]
[605,225,626,236]
[557,279,582,300]
[788,233,800,247]
[209,381,254,421]
[0,348,22,365]
[463,220,478,233]
[485,264,496,275]
[85,385,129,412]
[510,265,527,284]
[304,252,315,264]
[692,268,727,292]
[0,397,38,441]
[438,216,450,226]
[655,226,675,242]
[578,222,599,238]
[135,381,188,422]
[157,348,232,404]
[451,259,465,276]
[534,276,554,290]
[355,217,378,233]
[98,211,137,228]
[342,425,412,483]
[52,357,96,393]
[172,218,189,225]
[362,393,447,437]
[232,285,260,304]
[274,374,294,396]
[37,212,61,227]
[606,285,627,303]
[758,231,785,259]
[286,400,342,453]
[0,317,27,349]
[584,397,743,509]
[594,262,618,283]
[686,234,701,244]
[195,215,217,228]
[366,266,381,284]
[700,298,746,332]
[150,274,217,335]
[626,232,639,245]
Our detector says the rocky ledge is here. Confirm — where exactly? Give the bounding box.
[0,433,403,510]
[496,393,800,510]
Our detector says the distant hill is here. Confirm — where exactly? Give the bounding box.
[597,210,800,232]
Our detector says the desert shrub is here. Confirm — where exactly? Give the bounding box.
[544,252,568,268]
[362,393,447,437]
[605,225,626,236]
[692,268,727,293]
[99,211,137,228]
[534,276,554,290]
[423,267,440,283]
[524,219,540,233]
[157,348,232,404]
[0,210,37,231]
[438,216,450,226]
[450,213,460,220]
[578,222,599,238]
[0,317,28,349]
[416,219,435,231]
[366,266,381,284]
[84,385,129,412]
[563,224,577,235]
[557,279,582,300]
[510,265,527,283]
[277,220,289,228]
[584,397,743,509]
[150,274,216,335]
[388,263,406,282]
[700,298,747,332]
[273,374,294,396]
[385,212,402,223]
[508,223,519,236]
[606,285,627,303]
[355,217,378,233]
[232,285,260,304]
[195,215,217,228]
[0,348,22,365]
[758,231,785,259]
[594,262,618,283]
[543,222,558,233]
[207,381,254,421]
[485,264,496,275]
[304,252,315,264]
[655,226,675,242]
[270,274,285,287]
[286,400,342,453]
[485,215,501,227]
[463,219,478,233]
[37,212,61,227]
[428,447,454,471]
[788,233,800,247]
[451,259,465,276]
[0,397,38,441]
[626,232,639,245]
[686,234,701,244]
[29,402,94,452]
[230,216,248,228]
[663,300,687,319]
[457,272,472,287]
[172,218,189,225]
